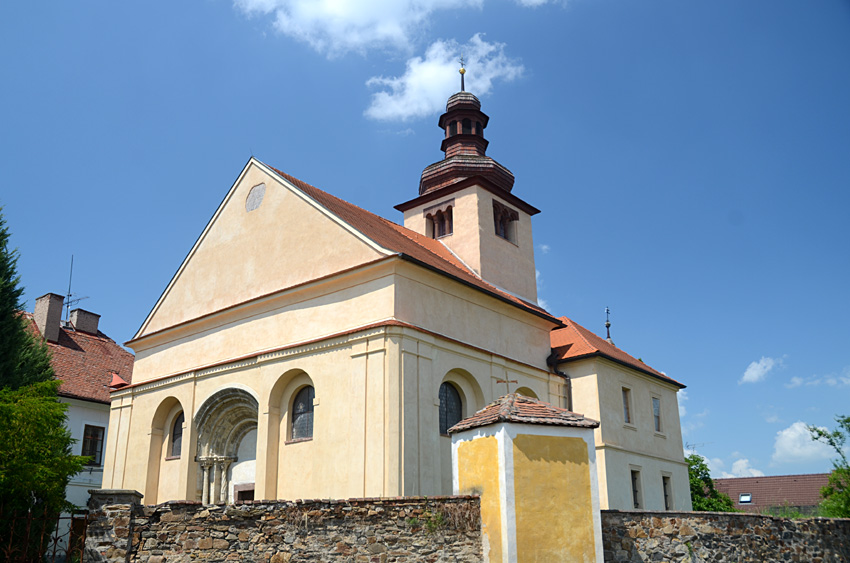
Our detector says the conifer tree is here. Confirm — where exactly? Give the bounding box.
[0,207,54,389]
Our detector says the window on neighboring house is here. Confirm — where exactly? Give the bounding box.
[291,386,315,441]
[82,425,105,466]
[439,382,463,435]
[739,493,752,504]
[170,412,184,458]
[652,397,662,432]
[492,201,518,243]
[622,387,632,424]
[631,470,642,509]
[662,475,671,510]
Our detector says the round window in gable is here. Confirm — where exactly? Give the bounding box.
[245,183,266,212]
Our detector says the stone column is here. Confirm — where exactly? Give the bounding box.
[212,460,221,504]
[220,458,234,504]
[200,459,212,505]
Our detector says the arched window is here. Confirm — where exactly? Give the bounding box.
[448,120,457,137]
[439,382,463,435]
[291,386,315,440]
[476,121,482,136]
[170,412,184,458]
[462,118,472,134]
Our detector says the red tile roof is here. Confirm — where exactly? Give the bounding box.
[550,316,684,388]
[23,312,134,404]
[448,393,599,433]
[714,473,830,513]
[267,165,559,324]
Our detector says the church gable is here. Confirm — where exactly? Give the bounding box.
[136,159,390,338]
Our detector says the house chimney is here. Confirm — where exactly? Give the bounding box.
[70,308,100,335]
[34,293,64,343]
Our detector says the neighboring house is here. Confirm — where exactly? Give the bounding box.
[551,317,691,511]
[102,85,690,511]
[715,473,830,514]
[25,293,134,509]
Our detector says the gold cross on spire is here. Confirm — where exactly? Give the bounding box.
[459,55,466,91]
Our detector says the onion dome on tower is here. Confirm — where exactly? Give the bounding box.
[418,68,515,196]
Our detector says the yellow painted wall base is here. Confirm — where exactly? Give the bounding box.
[457,436,503,563]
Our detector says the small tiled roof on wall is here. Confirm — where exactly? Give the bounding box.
[550,316,684,388]
[448,393,599,434]
[714,473,831,513]
[23,313,134,404]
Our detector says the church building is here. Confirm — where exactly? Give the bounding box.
[102,76,691,511]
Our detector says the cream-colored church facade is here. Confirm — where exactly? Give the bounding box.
[102,89,691,511]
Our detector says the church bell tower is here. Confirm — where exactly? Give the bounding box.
[395,64,541,303]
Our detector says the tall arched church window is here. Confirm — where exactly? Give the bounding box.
[439,382,463,435]
[170,412,184,458]
[291,386,315,440]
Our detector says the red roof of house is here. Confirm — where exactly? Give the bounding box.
[550,316,684,388]
[714,473,831,513]
[23,313,134,404]
[267,165,559,324]
[448,393,599,433]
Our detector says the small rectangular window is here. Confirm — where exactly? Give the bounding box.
[631,470,642,509]
[652,397,662,432]
[662,475,671,510]
[739,493,752,504]
[82,425,105,466]
[622,388,632,424]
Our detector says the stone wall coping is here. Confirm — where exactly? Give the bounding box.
[601,508,850,522]
[147,494,480,509]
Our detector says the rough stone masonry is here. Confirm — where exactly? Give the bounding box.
[86,490,482,562]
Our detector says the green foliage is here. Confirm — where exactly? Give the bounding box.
[0,207,85,555]
[0,208,54,390]
[423,510,446,534]
[686,453,736,512]
[809,415,850,518]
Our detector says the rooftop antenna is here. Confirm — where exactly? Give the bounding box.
[64,255,89,323]
[459,55,466,92]
[605,306,614,345]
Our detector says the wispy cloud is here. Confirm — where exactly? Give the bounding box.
[739,355,783,384]
[365,34,523,121]
[678,389,688,417]
[534,268,549,310]
[785,367,850,389]
[771,421,834,465]
[720,458,765,478]
[537,244,550,254]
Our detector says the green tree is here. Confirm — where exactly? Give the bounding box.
[0,207,86,557]
[686,453,736,512]
[809,415,850,518]
[0,208,54,389]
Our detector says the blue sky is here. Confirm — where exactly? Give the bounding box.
[2,1,848,478]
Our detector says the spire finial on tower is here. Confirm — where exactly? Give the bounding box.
[605,306,614,345]
[459,55,466,91]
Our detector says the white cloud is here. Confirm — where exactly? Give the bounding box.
[365,34,523,121]
[234,0,483,56]
[678,389,688,417]
[538,244,550,254]
[771,421,834,465]
[720,458,765,478]
[534,269,549,310]
[739,356,782,384]
[785,369,850,389]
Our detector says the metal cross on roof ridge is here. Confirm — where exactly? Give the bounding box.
[496,378,518,395]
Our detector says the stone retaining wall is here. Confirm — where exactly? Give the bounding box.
[86,490,482,562]
[601,509,850,563]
